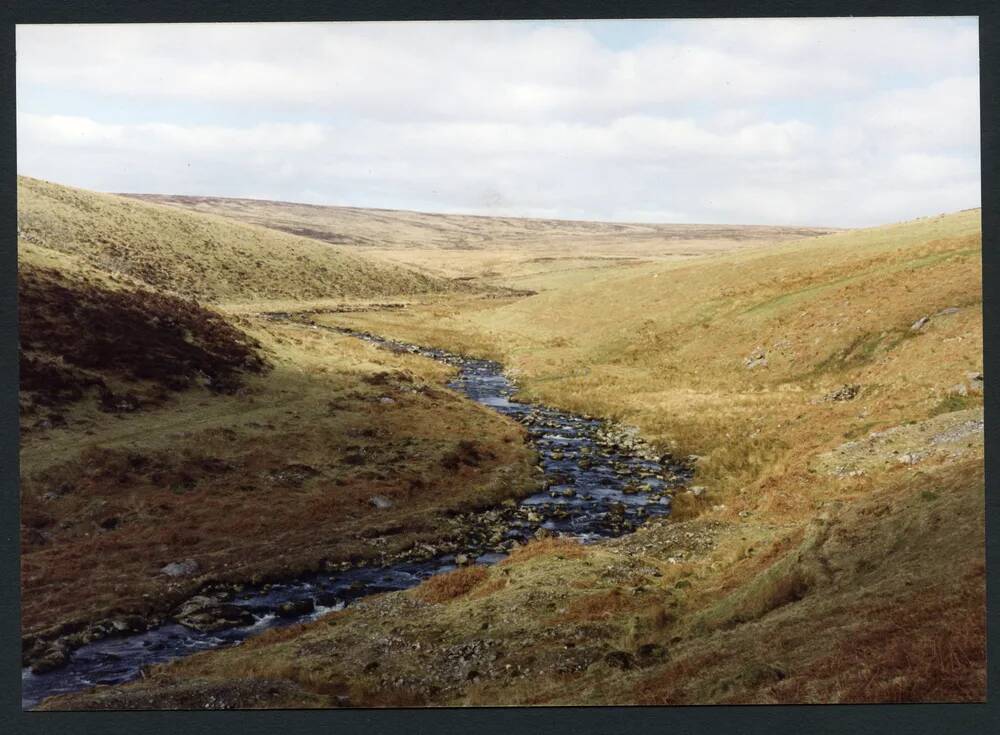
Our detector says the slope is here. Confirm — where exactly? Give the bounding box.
[18,176,452,303]
[121,192,842,280]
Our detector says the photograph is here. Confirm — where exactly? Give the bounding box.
[15,16,984,709]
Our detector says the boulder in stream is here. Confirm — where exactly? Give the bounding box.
[173,596,254,632]
[277,598,315,618]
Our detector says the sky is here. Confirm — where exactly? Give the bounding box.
[16,18,981,227]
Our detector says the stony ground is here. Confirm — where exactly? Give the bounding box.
[815,405,983,477]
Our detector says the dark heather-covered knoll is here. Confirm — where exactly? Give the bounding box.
[19,263,268,418]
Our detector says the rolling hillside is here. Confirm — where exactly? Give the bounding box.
[18,177,452,303]
[121,192,842,280]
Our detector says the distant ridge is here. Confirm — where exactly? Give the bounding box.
[121,192,844,253]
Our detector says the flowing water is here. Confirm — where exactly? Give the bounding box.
[22,330,690,709]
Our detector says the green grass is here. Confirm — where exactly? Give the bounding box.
[929,394,979,417]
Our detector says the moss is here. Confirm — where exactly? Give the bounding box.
[929,394,979,417]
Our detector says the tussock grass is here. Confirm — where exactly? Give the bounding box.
[500,537,586,565]
[413,566,490,604]
[794,564,986,703]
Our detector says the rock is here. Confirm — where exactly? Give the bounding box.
[967,373,984,395]
[23,528,49,546]
[689,486,706,498]
[43,482,74,501]
[99,390,142,413]
[369,495,393,509]
[110,615,146,634]
[30,644,69,674]
[173,596,254,632]
[315,592,342,608]
[268,463,320,487]
[744,348,768,369]
[898,453,922,465]
[277,598,315,618]
[160,559,200,577]
[948,383,969,397]
[454,553,471,566]
[379,396,396,404]
[826,384,860,402]
[911,316,930,332]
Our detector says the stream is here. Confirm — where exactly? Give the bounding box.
[22,329,691,709]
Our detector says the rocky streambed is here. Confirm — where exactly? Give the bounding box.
[22,328,690,709]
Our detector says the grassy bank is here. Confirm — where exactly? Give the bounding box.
[18,180,539,670]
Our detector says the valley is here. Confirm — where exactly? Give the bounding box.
[18,177,984,708]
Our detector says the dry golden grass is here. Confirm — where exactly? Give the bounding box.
[500,536,587,565]
[328,208,982,513]
[18,176,451,302]
[785,563,986,703]
[127,191,840,281]
[413,566,490,603]
[556,589,634,622]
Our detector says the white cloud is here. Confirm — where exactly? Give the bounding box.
[15,19,981,226]
[855,76,981,151]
